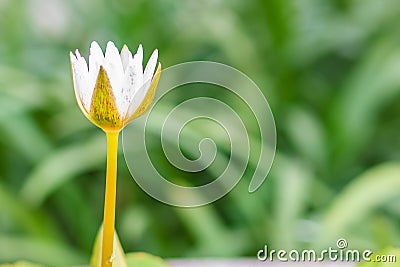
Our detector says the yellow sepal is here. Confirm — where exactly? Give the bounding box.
[90,66,123,132]
[90,225,127,267]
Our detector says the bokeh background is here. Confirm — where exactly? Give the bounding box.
[1,0,400,265]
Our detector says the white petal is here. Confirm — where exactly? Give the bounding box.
[70,51,90,111]
[144,49,158,84]
[104,41,125,114]
[126,44,162,118]
[126,63,157,118]
[88,41,104,102]
[70,52,82,97]
[120,44,144,117]
[120,61,136,116]
[75,49,89,84]
[134,44,144,82]
[131,45,144,93]
[126,83,149,118]
[120,45,131,72]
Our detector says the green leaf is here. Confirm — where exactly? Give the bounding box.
[0,236,86,266]
[0,112,52,164]
[0,261,44,267]
[19,135,104,207]
[285,106,327,167]
[271,153,313,249]
[0,182,62,242]
[330,37,400,167]
[90,225,127,267]
[125,253,169,267]
[317,162,400,247]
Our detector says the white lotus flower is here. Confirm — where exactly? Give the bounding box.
[70,41,161,132]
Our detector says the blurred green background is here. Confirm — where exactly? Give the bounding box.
[1,0,400,266]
